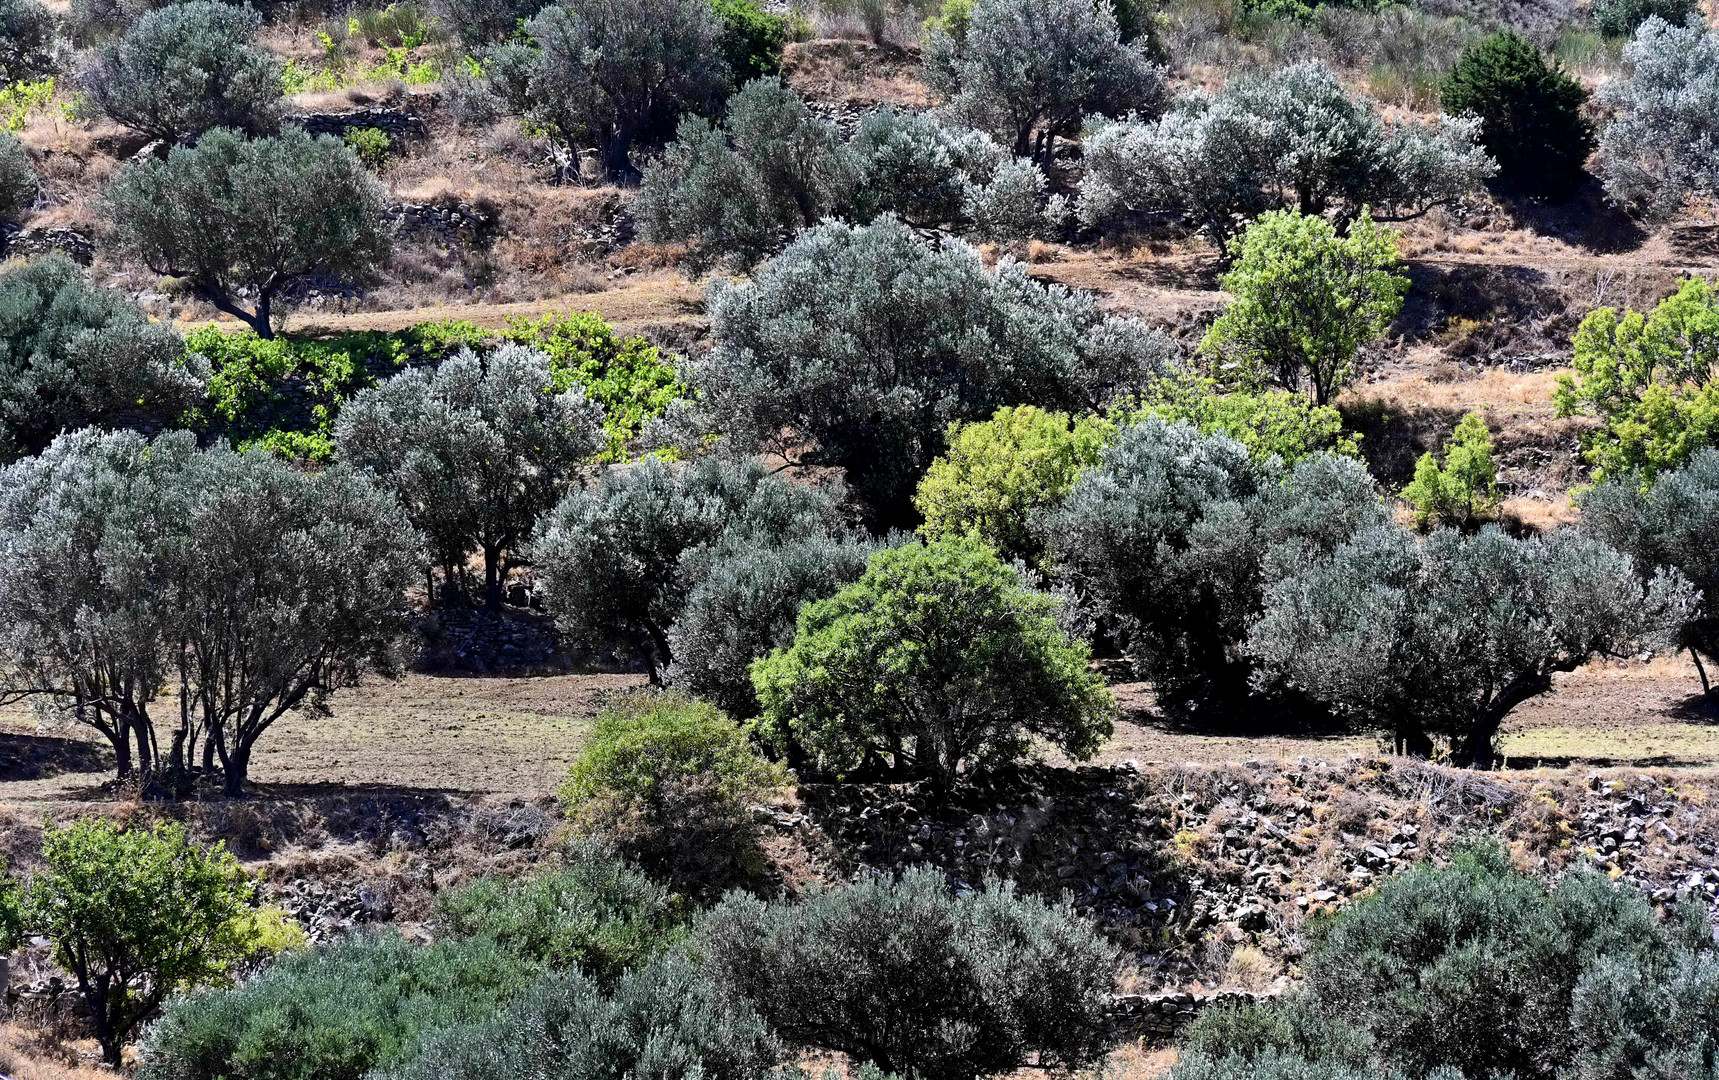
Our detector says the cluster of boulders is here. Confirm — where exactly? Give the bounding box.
[1110,986,1282,1037]
[270,878,396,942]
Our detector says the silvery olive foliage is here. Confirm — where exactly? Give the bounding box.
[105,127,393,338]
[531,456,860,685]
[0,428,420,791]
[1247,524,1697,766]
[0,0,57,82]
[0,254,203,462]
[1596,17,1719,221]
[1037,417,1387,711]
[696,869,1119,1080]
[636,79,1060,272]
[1579,449,1719,696]
[466,0,729,180]
[78,1,283,145]
[1078,61,1494,240]
[922,0,1168,164]
[0,133,37,227]
[334,344,607,610]
[686,217,1176,526]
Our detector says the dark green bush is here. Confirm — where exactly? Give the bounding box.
[184,320,489,461]
[373,951,777,1080]
[1592,0,1696,37]
[696,868,1118,1080]
[710,0,789,86]
[137,932,542,1080]
[1442,29,1594,199]
[433,840,681,982]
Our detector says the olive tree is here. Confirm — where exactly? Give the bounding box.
[0,0,56,83]
[687,216,1174,527]
[1078,61,1494,240]
[1039,418,1387,710]
[0,254,203,461]
[532,457,853,683]
[1201,209,1408,407]
[0,429,420,788]
[0,133,37,226]
[637,81,1057,271]
[752,534,1114,790]
[1247,524,1697,765]
[922,0,1167,164]
[335,345,606,609]
[475,0,728,180]
[79,1,283,146]
[0,428,195,779]
[105,127,393,339]
[1580,449,1719,697]
[1596,17,1719,221]
[166,448,420,795]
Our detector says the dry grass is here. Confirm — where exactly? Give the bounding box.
[0,1023,112,1079]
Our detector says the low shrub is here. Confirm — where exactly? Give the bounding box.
[696,868,1119,1080]
[1172,841,1719,1080]
[560,692,787,897]
[344,125,391,169]
[1119,377,1360,466]
[138,932,543,1080]
[1592,0,1695,37]
[0,130,34,224]
[433,840,681,982]
[373,950,778,1080]
[184,320,490,461]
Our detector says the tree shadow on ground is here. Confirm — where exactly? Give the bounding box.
[1340,397,1471,490]
[1495,181,1649,255]
[0,733,110,782]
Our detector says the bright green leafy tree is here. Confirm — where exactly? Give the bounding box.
[1400,410,1499,530]
[1202,209,1408,407]
[915,406,1114,565]
[1554,277,1719,483]
[752,534,1114,793]
[22,819,261,1065]
[1118,375,1360,464]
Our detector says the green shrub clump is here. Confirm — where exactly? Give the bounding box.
[1400,410,1498,529]
[697,868,1118,1080]
[0,130,34,224]
[433,841,680,983]
[504,312,688,461]
[560,691,786,896]
[915,406,1114,565]
[138,932,544,1080]
[1442,29,1594,200]
[1120,376,1360,465]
